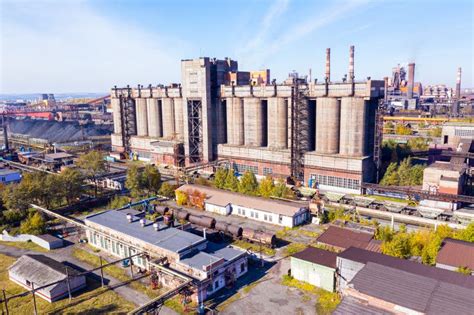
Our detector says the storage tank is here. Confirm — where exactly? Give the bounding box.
[267,97,288,149]
[174,98,184,140]
[227,225,243,238]
[244,98,265,146]
[146,98,162,138]
[111,98,122,134]
[154,205,169,215]
[316,97,340,154]
[242,228,255,241]
[339,97,367,156]
[162,98,176,139]
[188,214,216,229]
[215,221,230,233]
[174,209,189,221]
[135,98,148,136]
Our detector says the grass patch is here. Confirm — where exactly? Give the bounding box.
[72,247,160,299]
[0,240,48,252]
[284,243,308,257]
[164,296,197,315]
[361,194,409,204]
[0,253,135,314]
[232,240,276,256]
[281,275,340,315]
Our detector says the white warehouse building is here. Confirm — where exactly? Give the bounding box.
[177,184,309,228]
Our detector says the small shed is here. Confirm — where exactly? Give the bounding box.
[290,247,337,292]
[31,234,64,250]
[9,255,86,302]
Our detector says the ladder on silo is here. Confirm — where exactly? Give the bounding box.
[373,101,385,183]
[290,79,309,182]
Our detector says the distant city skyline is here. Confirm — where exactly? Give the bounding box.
[1,0,472,94]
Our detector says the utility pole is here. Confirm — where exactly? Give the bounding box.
[31,283,38,315]
[65,267,72,301]
[99,256,105,287]
[2,289,9,315]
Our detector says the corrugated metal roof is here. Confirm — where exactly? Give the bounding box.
[351,262,437,312]
[292,246,337,268]
[85,210,206,254]
[316,226,373,250]
[333,296,392,315]
[350,262,474,314]
[436,238,474,270]
[177,184,307,217]
[339,247,474,289]
[9,255,81,291]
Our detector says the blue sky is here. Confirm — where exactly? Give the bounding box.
[1,0,472,93]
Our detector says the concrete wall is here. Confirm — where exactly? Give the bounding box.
[291,257,335,292]
[336,257,365,291]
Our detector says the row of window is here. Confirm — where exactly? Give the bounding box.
[237,207,274,222]
[90,232,145,267]
[454,129,474,137]
[234,163,258,174]
[311,174,360,190]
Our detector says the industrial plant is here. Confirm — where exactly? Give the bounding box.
[111,46,384,194]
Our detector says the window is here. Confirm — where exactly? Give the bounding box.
[242,209,245,216]
[264,214,268,221]
[214,281,219,290]
[240,263,245,273]
[234,163,258,174]
[263,167,273,176]
[250,211,254,218]
[268,215,272,222]
[238,208,241,215]
[311,174,360,190]
[255,212,259,219]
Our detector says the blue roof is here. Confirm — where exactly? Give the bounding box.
[84,210,206,254]
[0,169,20,176]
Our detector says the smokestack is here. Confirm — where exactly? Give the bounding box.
[456,67,462,99]
[325,48,331,82]
[407,63,415,99]
[384,77,389,103]
[349,45,355,82]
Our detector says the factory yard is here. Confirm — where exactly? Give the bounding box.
[215,259,318,315]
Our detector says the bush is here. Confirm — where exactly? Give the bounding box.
[158,182,177,198]
[19,212,46,235]
[175,190,188,206]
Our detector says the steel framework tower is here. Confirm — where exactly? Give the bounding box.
[290,79,309,181]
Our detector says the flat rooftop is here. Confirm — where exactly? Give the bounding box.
[0,168,20,176]
[177,184,307,217]
[84,210,206,254]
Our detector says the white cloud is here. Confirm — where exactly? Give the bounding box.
[0,0,188,93]
[237,0,371,69]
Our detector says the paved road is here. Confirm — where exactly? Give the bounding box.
[219,258,316,315]
[0,243,178,314]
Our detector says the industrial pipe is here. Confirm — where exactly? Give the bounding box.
[349,45,355,82]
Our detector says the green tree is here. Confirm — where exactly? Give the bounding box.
[126,165,143,199]
[384,122,395,134]
[158,182,177,198]
[142,165,161,195]
[238,171,258,195]
[380,162,399,186]
[224,169,239,192]
[407,137,429,151]
[76,151,107,197]
[58,168,84,206]
[20,212,46,235]
[108,195,130,209]
[176,190,188,206]
[381,232,411,258]
[427,127,442,137]
[375,225,394,242]
[213,168,228,189]
[456,222,474,242]
[421,236,442,265]
[272,178,292,199]
[258,175,275,198]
